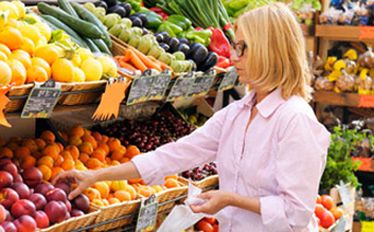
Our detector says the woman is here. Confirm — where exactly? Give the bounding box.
[55,3,330,231]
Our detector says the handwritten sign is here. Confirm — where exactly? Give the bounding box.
[189,74,214,97]
[136,195,158,232]
[219,67,238,91]
[126,75,153,105]
[21,80,61,118]
[358,94,374,108]
[359,26,374,40]
[167,74,195,102]
[148,71,171,101]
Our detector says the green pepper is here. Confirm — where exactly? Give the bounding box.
[143,11,163,29]
[185,29,212,47]
[229,0,250,11]
[157,23,176,37]
[167,22,183,36]
[167,14,192,30]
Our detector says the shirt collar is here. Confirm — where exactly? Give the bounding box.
[240,88,286,118]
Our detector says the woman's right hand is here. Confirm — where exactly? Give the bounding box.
[52,169,98,200]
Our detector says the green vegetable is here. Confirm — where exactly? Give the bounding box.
[118,29,131,42]
[120,18,132,28]
[157,21,183,37]
[71,2,112,48]
[158,53,173,65]
[57,0,79,17]
[173,51,185,61]
[185,29,212,47]
[148,46,164,59]
[131,27,143,36]
[84,38,101,53]
[143,11,163,30]
[137,36,153,54]
[103,13,121,29]
[37,2,104,39]
[40,14,88,48]
[93,39,112,55]
[128,34,141,48]
[109,24,125,37]
[167,14,192,30]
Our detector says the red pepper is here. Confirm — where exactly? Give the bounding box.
[149,7,168,20]
[217,56,231,69]
[208,27,231,58]
[149,7,163,13]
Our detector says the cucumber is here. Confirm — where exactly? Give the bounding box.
[40,15,88,48]
[84,38,101,53]
[71,2,112,48]
[38,2,104,39]
[93,39,112,55]
[57,0,78,18]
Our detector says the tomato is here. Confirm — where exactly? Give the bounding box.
[204,217,217,225]
[316,195,322,204]
[314,203,325,219]
[213,224,219,232]
[197,220,214,232]
[321,195,334,210]
[320,210,335,229]
[330,207,344,220]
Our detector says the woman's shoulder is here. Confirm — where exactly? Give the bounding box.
[279,95,316,120]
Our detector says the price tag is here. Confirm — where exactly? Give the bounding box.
[359,26,374,40]
[21,80,61,118]
[362,221,374,232]
[148,70,171,101]
[136,195,158,232]
[219,67,238,91]
[126,75,154,105]
[167,73,195,102]
[188,74,214,97]
[358,95,374,108]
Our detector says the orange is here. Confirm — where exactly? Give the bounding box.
[35,138,47,150]
[0,27,23,50]
[20,37,35,56]
[69,126,85,137]
[37,156,54,168]
[0,44,11,57]
[0,147,13,158]
[21,155,36,169]
[51,167,64,180]
[31,57,51,78]
[54,155,64,167]
[79,142,93,154]
[10,50,31,69]
[164,178,179,189]
[126,145,140,159]
[137,186,153,198]
[111,149,124,161]
[66,145,79,160]
[114,190,132,202]
[75,160,87,171]
[40,131,55,143]
[92,148,106,162]
[111,160,121,166]
[93,182,110,198]
[92,132,102,142]
[86,158,103,169]
[79,153,89,163]
[122,184,137,200]
[98,143,109,155]
[108,138,121,152]
[101,136,109,144]
[108,197,121,205]
[33,151,43,159]
[105,157,111,164]
[34,44,64,65]
[60,150,72,160]
[42,144,60,161]
[26,65,48,83]
[60,132,69,143]
[15,146,31,159]
[61,158,75,170]
[164,175,178,181]
[7,59,26,86]
[38,164,52,181]
[69,136,82,146]
[128,178,143,185]
[82,135,97,149]
[0,60,12,86]
[120,157,130,163]
[83,129,91,136]
[83,187,101,201]
[56,143,64,153]
[21,139,38,152]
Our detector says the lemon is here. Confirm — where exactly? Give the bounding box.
[20,37,35,56]
[71,53,82,67]
[18,24,42,45]
[31,57,51,78]
[0,11,9,28]
[12,1,25,19]
[73,67,85,82]
[34,44,64,65]
[0,60,12,86]
[81,58,103,81]
[76,48,93,62]
[7,58,26,85]
[52,58,74,82]
[97,56,118,77]
[34,22,51,42]
[0,1,19,20]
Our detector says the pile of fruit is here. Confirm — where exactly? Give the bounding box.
[178,106,210,127]
[195,217,219,232]
[313,48,374,94]
[315,194,344,229]
[181,162,217,182]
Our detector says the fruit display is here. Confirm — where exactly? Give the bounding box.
[178,106,210,127]
[181,162,217,182]
[315,194,344,229]
[195,217,219,232]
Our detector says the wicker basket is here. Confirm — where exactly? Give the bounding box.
[156,185,188,212]
[5,84,34,112]
[89,199,141,232]
[58,81,106,105]
[39,210,100,232]
[178,175,219,190]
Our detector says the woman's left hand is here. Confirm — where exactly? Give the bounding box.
[190,190,231,214]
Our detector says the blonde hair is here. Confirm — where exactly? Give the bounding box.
[237,2,312,101]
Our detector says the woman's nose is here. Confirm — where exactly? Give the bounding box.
[230,49,240,63]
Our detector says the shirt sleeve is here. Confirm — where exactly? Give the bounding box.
[131,106,228,185]
[260,113,330,231]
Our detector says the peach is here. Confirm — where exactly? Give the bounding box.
[72,194,89,213]
[2,163,18,179]
[1,221,16,232]
[29,194,47,211]
[46,188,67,202]
[11,183,31,199]
[34,183,54,196]
[22,167,42,188]
[11,199,36,218]
[14,215,37,232]
[0,188,19,209]
[13,174,23,183]
[45,201,68,224]
[33,211,49,229]
[0,171,13,189]
[0,205,6,224]
[71,209,84,217]
[54,182,71,195]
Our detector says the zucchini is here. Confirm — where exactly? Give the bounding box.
[37,2,104,39]
[71,2,112,48]
[84,38,101,53]
[93,39,112,55]
[40,15,88,48]
[57,0,78,18]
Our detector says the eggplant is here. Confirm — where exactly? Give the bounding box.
[95,1,108,10]
[192,44,209,63]
[198,52,218,71]
[155,33,164,43]
[168,37,179,52]
[177,43,190,56]
[108,5,127,17]
[129,16,143,27]
[159,32,169,42]
[159,43,170,52]
[142,28,151,35]
[122,3,132,14]
[187,43,201,58]
[178,38,189,45]
[104,0,118,8]
[134,13,148,25]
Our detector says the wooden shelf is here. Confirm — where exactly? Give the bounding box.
[316,25,374,43]
[301,24,315,37]
[313,91,374,108]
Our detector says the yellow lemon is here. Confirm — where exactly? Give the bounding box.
[11,1,25,19]
[0,11,9,28]
[0,60,12,86]
[19,23,42,45]
[31,57,51,78]
[34,44,64,65]
[10,49,31,69]
[0,44,11,57]
[0,26,23,50]
[36,36,48,47]
[81,58,103,81]
[73,67,85,82]
[71,53,82,67]
[76,48,93,62]
[97,55,118,77]
[0,1,19,20]
[26,65,48,83]
[20,37,35,56]
[52,58,74,82]
[34,22,51,42]
[110,180,127,191]
[7,58,26,85]
[0,52,7,61]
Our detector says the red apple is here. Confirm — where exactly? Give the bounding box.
[11,183,30,199]
[0,188,19,209]
[46,189,67,202]
[33,211,49,229]
[14,215,36,232]
[1,221,16,232]
[29,193,47,211]
[65,201,72,212]
[72,194,89,213]
[0,159,12,169]
[13,174,23,183]
[34,183,54,196]
[0,205,6,224]
[54,182,71,195]
[2,163,18,179]
[0,171,13,189]
[22,167,42,188]
[11,199,36,218]
[71,209,84,217]
[45,201,68,224]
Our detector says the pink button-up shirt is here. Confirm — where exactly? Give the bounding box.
[132,88,330,232]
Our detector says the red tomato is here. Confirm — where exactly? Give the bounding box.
[330,207,344,220]
[321,195,334,210]
[314,203,325,219]
[204,217,217,225]
[320,210,335,229]
[213,224,219,232]
[316,195,322,204]
[197,220,214,232]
